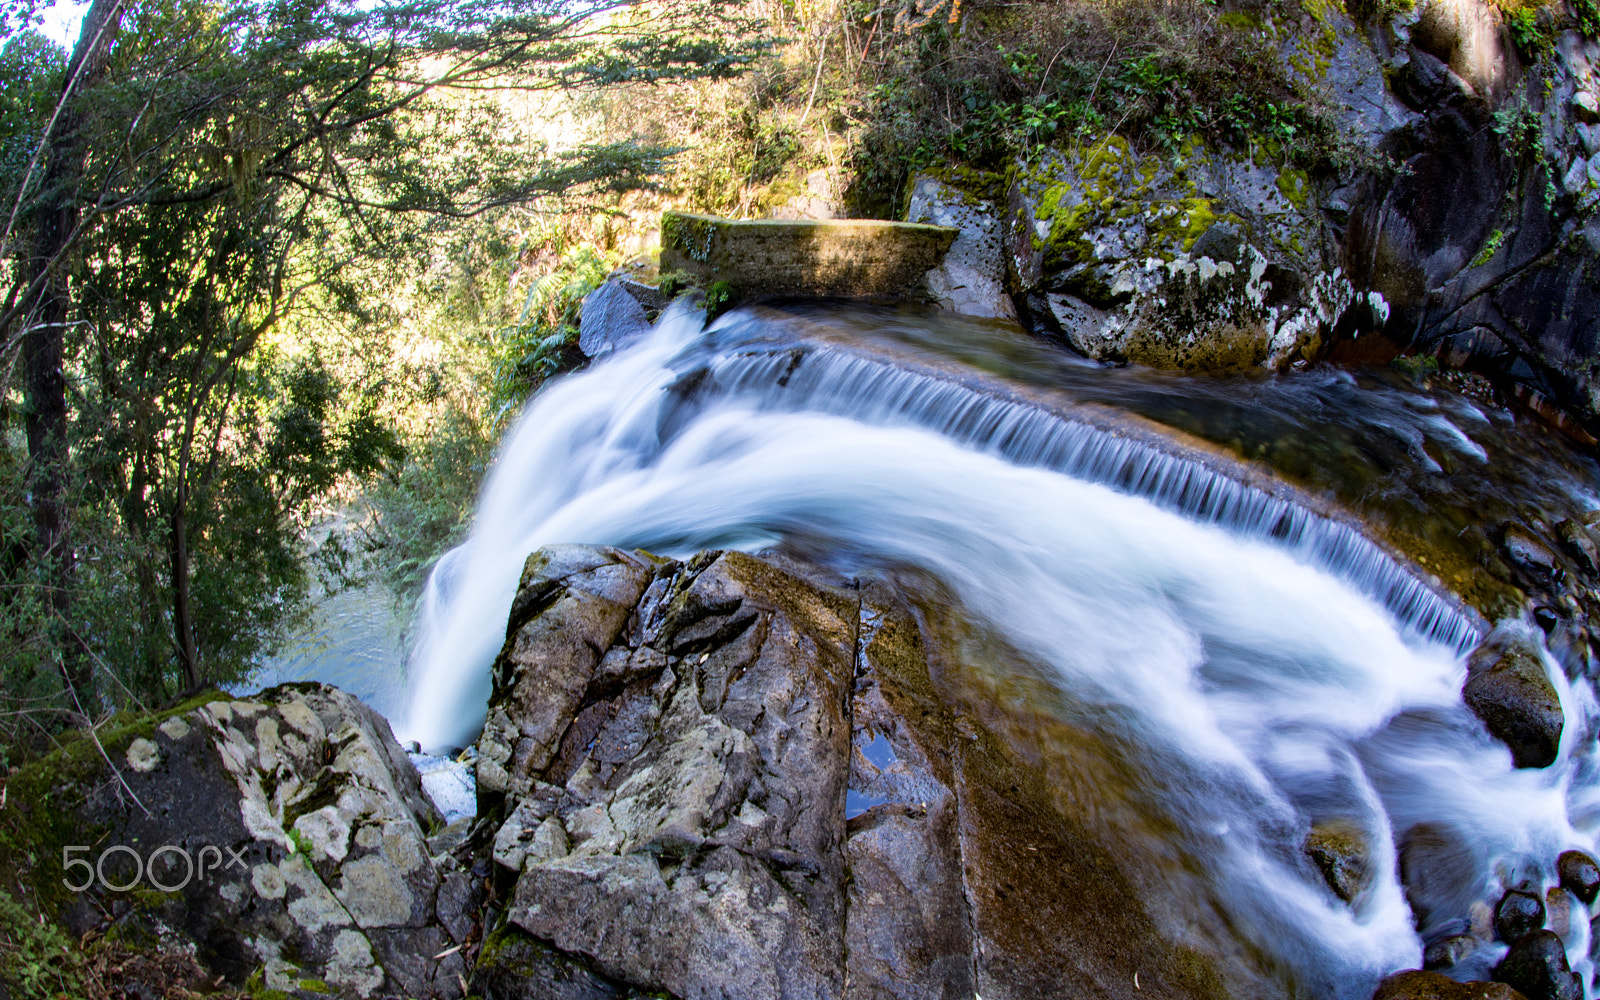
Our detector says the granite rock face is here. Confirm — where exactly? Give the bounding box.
[906,173,1017,322]
[61,685,478,999]
[901,0,1600,433]
[996,139,1357,373]
[474,547,1239,1000]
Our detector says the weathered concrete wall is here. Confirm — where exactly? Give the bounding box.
[659,211,956,299]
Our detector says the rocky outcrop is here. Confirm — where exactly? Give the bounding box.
[26,544,1596,1000]
[1462,621,1565,768]
[478,546,858,1000]
[993,140,1361,372]
[472,547,1245,1000]
[21,685,480,999]
[893,0,1600,433]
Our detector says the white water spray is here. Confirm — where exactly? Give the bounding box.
[398,302,1600,998]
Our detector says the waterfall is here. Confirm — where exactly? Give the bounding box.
[397,301,1599,998]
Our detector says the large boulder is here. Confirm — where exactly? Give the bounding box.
[578,280,652,360]
[18,546,1569,1000]
[7,684,478,999]
[1493,930,1582,1000]
[474,546,1244,1000]
[1462,622,1565,768]
[907,171,1017,321]
[1002,138,1360,372]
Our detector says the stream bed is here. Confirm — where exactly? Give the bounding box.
[282,300,1600,996]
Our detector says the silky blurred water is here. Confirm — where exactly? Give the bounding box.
[278,300,1600,998]
[240,579,408,722]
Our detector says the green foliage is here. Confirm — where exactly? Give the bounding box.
[1391,353,1440,383]
[0,29,60,206]
[1472,228,1506,267]
[1505,5,1553,57]
[704,280,735,321]
[1490,96,1558,206]
[1576,0,1600,36]
[845,0,1338,215]
[0,0,776,729]
[489,246,610,419]
[359,406,491,610]
[0,885,84,999]
[1492,100,1545,158]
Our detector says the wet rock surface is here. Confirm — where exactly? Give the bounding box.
[31,544,1600,1000]
[1557,850,1600,904]
[578,280,652,361]
[1493,930,1582,1000]
[1375,969,1527,1000]
[1401,822,1494,941]
[1306,819,1375,903]
[1462,622,1565,768]
[1494,889,1547,943]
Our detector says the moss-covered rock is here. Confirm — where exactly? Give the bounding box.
[1001,139,1357,372]
[658,210,956,302]
[2,685,471,999]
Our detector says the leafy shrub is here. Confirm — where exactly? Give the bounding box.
[845,0,1342,216]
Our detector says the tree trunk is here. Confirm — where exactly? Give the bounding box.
[169,489,199,692]
[22,0,124,702]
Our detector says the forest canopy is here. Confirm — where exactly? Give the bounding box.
[0,0,770,736]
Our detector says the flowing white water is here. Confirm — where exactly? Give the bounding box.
[398,302,1600,997]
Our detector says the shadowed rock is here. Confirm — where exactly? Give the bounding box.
[1495,889,1546,943]
[1558,850,1600,905]
[1494,930,1581,1000]
[1463,622,1564,769]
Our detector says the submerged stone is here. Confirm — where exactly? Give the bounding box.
[1423,934,1482,971]
[1305,820,1375,903]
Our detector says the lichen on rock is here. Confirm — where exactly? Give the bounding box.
[1001,139,1355,373]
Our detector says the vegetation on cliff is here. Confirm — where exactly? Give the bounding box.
[3,0,1598,854]
[0,0,769,756]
